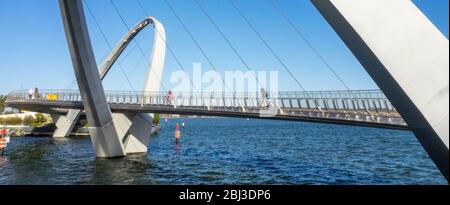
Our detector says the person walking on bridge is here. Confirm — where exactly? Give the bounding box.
[28,88,34,100]
[165,90,175,106]
[260,88,270,108]
[34,87,40,100]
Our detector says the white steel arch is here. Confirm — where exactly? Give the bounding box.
[53,16,166,139]
[99,16,166,93]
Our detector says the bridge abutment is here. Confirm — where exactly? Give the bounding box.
[51,110,81,138]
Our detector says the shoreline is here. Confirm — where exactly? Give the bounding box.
[1,124,162,137]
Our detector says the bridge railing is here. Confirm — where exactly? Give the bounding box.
[6,89,399,114]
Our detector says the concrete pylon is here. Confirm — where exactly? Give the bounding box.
[111,112,154,153]
[59,0,166,156]
[51,110,81,138]
[311,0,449,181]
[59,0,125,157]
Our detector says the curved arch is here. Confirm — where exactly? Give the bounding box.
[99,17,166,93]
[51,16,166,139]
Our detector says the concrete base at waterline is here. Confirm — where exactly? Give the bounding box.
[112,112,154,154]
[89,122,126,158]
[125,113,154,154]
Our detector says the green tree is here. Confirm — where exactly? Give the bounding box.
[23,115,36,126]
[33,113,47,127]
[0,95,6,113]
[4,116,22,125]
[152,114,161,125]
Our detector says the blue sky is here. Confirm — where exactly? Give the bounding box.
[0,0,448,94]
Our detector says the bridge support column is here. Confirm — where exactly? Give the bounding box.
[312,0,449,181]
[59,0,125,157]
[112,112,155,154]
[51,110,81,138]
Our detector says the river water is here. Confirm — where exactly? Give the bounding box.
[0,118,446,185]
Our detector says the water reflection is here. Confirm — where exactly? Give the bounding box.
[86,154,154,185]
[0,157,7,166]
[174,143,182,155]
[2,138,55,184]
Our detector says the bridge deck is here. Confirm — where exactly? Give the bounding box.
[6,89,408,130]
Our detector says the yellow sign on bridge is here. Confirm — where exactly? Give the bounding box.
[47,94,58,101]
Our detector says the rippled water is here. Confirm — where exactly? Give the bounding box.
[0,118,446,185]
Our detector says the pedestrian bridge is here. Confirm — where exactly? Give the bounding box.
[6,89,407,130]
[5,0,443,179]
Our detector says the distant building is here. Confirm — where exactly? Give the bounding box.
[3,107,20,114]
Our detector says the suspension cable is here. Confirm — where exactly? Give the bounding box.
[64,36,137,91]
[117,43,138,65]
[95,52,109,68]
[227,0,309,94]
[129,46,152,73]
[109,0,167,91]
[270,0,351,91]
[64,80,77,90]
[85,0,136,91]
[164,0,249,109]
[136,0,200,93]
[269,0,374,117]
[64,2,139,91]
[117,46,154,90]
[193,0,266,91]
[163,0,236,94]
